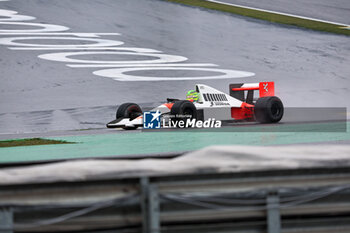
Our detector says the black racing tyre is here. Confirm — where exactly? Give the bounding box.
[116,103,142,130]
[254,96,284,123]
[171,100,197,127]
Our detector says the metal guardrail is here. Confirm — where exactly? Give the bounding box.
[1,167,350,233]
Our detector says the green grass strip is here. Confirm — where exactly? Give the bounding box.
[0,138,75,148]
[164,0,350,36]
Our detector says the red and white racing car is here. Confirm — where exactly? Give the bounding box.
[107,82,284,130]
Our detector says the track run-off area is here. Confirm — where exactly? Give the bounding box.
[0,121,349,164]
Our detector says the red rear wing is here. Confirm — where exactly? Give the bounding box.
[229,82,275,103]
[258,82,274,97]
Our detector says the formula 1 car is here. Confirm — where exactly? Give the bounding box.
[106,82,284,130]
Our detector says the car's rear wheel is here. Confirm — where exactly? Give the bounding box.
[254,96,283,123]
[116,103,142,130]
[171,100,197,127]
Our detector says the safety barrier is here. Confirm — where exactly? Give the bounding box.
[1,167,350,233]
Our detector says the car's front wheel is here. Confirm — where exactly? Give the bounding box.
[116,103,142,130]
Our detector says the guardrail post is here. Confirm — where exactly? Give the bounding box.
[141,177,160,233]
[141,177,149,233]
[148,184,160,233]
[0,208,13,233]
[266,192,281,233]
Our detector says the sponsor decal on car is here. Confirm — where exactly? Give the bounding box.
[211,102,230,106]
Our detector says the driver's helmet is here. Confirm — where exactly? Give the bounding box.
[186,90,199,102]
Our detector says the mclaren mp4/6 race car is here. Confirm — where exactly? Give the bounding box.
[106,82,284,130]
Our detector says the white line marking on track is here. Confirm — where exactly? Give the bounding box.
[207,0,350,27]
[9,47,159,52]
[68,63,218,68]
[0,22,69,33]
[0,36,124,48]
[0,33,120,37]
[93,67,255,81]
[0,9,35,21]
[39,51,188,64]
[9,47,160,52]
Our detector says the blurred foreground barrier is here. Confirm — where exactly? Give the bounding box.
[1,145,350,232]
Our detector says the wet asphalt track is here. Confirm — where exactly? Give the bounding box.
[0,0,350,135]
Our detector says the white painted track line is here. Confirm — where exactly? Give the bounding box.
[207,0,350,27]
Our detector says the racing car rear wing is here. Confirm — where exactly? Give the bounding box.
[229,82,275,104]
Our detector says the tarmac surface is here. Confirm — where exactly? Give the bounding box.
[215,0,350,25]
[0,0,350,137]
